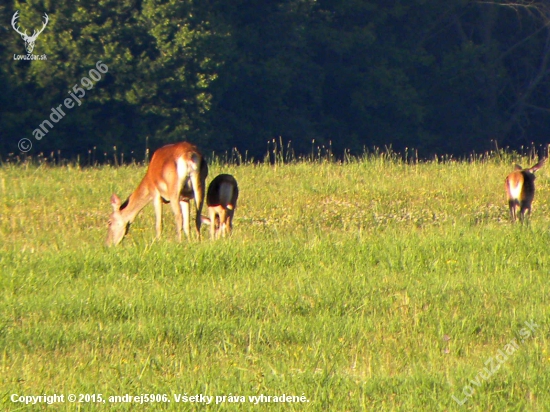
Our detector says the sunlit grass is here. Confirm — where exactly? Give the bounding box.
[1,154,549,410]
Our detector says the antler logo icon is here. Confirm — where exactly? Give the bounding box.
[11,10,49,54]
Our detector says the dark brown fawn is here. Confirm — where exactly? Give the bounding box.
[106,142,208,246]
[505,158,546,223]
[205,174,239,239]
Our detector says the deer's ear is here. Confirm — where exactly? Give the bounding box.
[514,164,523,171]
[110,194,121,211]
[530,158,547,173]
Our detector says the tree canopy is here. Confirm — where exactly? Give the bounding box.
[2,0,550,160]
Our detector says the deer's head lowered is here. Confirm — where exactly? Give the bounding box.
[12,10,49,54]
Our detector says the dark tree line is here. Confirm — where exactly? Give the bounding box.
[1,0,550,160]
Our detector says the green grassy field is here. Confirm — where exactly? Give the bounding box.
[1,154,549,411]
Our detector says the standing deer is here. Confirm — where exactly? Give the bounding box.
[206,174,239,239]
[505,158,546,223]
[11,10,49,54]
[106,142,208,246]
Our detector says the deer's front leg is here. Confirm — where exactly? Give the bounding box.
[153,195,163,239]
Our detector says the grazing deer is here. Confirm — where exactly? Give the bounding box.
[206,174,239,239]
[106,142,208,246]
[505,158,546,223]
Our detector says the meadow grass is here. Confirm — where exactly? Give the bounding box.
[1,154,549,410]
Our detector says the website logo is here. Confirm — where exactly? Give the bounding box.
[11,10,48,58]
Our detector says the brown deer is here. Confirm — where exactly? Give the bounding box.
[205,174,239,239]
[505,158,546,223]
[106,142,208,246]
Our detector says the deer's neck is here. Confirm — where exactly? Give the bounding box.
[121,182,153,223]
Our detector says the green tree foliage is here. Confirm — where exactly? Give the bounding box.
[1,0,550,159]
